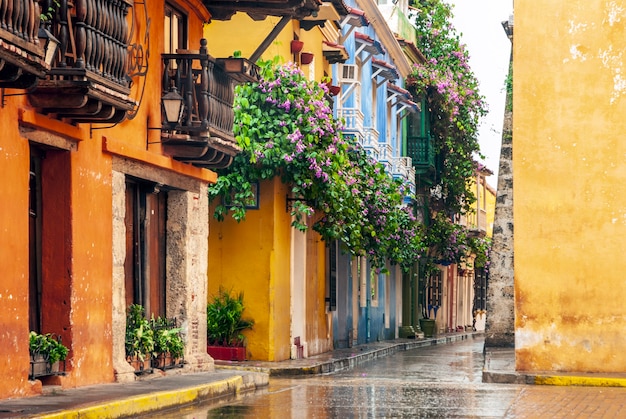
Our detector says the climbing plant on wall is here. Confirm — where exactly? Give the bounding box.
[406,0,489,267]
[407,0,488,215]
[209,58,424,271]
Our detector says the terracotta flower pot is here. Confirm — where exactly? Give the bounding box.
[328,84,341,96]
[300,52,314,65]
[207,345,247,361]
[291,40,304,54]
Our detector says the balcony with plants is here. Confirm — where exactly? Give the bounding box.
[0,0,53,89]
[27,0,136,123]
[210,58,425,272]
[159,40,260,169]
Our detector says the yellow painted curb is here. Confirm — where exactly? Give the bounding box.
[535,375,626,387]
[35,376,245,419]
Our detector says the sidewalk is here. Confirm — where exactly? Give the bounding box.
[0,332,479,418]
[483,346,626,387]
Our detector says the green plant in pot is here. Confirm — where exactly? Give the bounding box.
[29,331,69,365]
[29,331,69,379]
[207,287,254,361]
[152,316,185,369]
[125,304,154,367]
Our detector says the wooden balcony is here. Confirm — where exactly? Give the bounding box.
[460,209,487,237]
[407,135,435,171]
[28,0,136,123]
[0,0,49,88]
[337,107,364,141]
[160,40,259,169]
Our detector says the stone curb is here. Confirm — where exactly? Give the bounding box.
[31,373,268,419]
[218,332,483,377]
[483,370,626,387]
[482,349,626,388]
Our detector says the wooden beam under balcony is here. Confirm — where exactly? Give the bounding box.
[204,0,321,20]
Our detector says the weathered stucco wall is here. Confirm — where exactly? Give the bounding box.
[0,0,214,399]
[514,1,626,372]
[208,178,292,361]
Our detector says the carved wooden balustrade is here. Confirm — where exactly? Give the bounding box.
[0,0,48,88]
[160,39,260,169]
[28,0,136,123]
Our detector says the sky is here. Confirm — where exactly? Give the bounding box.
[447,0,513,187]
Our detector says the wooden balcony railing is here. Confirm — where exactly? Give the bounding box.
[28,0,136,123]
[0,0,48,88]
[407,135,435,173]
[362,126,380,160]
[160,39,259,169]
[461,208,487,237]
[337,107,364,141]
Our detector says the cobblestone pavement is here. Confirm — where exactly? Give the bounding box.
[155,337,626,418]
[3,332,626,418]
[505,385,626,418]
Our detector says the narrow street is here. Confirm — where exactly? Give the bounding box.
[151,337,626,418]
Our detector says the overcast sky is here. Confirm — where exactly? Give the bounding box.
[447,0,513,186]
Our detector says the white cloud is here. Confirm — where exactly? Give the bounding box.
[447,0,513,186]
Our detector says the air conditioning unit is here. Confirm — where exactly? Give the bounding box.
[339,64,359,84]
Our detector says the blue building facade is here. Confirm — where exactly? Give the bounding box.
[330,0,417,348]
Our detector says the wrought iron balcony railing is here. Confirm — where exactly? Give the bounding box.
[0,0,49,88]
[160,39,260,169]
[28,0,136,123]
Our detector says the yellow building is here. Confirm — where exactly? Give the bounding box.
[204,4,345,361]
[514,1,626,373]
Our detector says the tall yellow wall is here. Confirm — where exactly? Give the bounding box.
[486,183,496,238]
[208,178,292,361]
[205,12,334,360]
[514,0,626,372]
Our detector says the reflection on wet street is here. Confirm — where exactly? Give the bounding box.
[150,337,626,418]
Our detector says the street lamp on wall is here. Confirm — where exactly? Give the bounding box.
[38,27,60,67]
[161,87,184,127]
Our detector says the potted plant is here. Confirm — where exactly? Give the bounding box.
[207,287,254,361]
[125,304,154,373]
[29,331,68,379]
[300,52,314,65]
[151,316,185,370]
[418,261,440,338]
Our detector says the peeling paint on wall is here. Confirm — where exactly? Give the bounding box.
[605,1,624,26]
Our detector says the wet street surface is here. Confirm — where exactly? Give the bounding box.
[149,337,626,418]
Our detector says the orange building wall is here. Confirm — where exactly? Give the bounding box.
[0,0,213,398]
[0,102,36,397]
[514,0,626,372]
